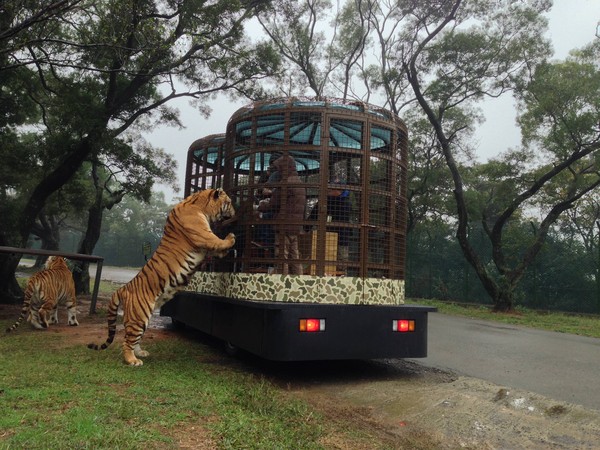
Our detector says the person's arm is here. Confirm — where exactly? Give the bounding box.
[259,188,280,212]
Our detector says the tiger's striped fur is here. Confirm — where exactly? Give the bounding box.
[6,256,78,332]
[88,188,236,366]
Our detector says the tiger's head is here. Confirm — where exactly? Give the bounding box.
[45,256,68,270]
[28,305,47,329]
[187,188,235,223]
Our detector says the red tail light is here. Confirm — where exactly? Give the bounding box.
[392,319,415,332]
[299,319,326,332]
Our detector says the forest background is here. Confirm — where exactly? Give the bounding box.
[1,0,600,313]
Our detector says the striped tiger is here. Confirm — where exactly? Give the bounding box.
[88,188,236,366]
[6,256,78,332]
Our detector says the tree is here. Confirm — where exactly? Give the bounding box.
[72,137,177,294]
[94,193,172,267]
[0,0,280,303]
[367,0,593,311]
[0,0,84,59]
[403,107,456,234]
[258,0,372,99]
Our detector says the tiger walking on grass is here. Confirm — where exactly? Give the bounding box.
[88,188,236,366]
[6,256,79,332]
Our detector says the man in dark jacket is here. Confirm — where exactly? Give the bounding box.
[258,154,306,275]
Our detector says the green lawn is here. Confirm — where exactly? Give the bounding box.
[0,325,325,449]
[413,299,600,339]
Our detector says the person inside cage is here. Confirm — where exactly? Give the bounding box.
[258,154,306,275]
[327,175,351,261]
[253,163,275,254]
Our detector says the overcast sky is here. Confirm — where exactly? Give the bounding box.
[148,0,600,202]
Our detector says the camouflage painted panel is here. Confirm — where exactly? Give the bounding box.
[185,273,404,305]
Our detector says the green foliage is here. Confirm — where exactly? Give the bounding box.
[94,193,173,266]
[362,0,600,311]
[414,298,600,339]
[0,0,279,301]
[519,44,600,155]
[407,216,600,314]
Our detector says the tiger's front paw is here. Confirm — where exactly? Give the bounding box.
[226,232,236,247]
[124,354,144,366]
[124,347,144,366]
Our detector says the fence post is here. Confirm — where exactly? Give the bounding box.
[89,260,104,314]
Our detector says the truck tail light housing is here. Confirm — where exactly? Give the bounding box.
[392,319,415,332]
[299,318,326,332]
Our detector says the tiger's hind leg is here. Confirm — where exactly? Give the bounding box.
[50,303,59,325]
[65,293,79,326]
[122,321,149,366]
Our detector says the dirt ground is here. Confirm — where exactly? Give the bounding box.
[3,297,600,450]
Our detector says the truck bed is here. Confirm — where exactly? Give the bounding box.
[160,291,436,361]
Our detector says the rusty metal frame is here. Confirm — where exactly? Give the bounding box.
[186,97,408,280]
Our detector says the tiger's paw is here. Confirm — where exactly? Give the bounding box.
[127,358,144,366]
[68,319,79,326]
[124,347,144,366]
[134,346,150,358]
[225,232,236,247]
[124,355,144,366]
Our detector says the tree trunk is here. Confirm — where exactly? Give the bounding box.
[73,193,104,295]
[0,254,24,304]
[492,289,514,312]
[73,205,103,295]
[72,161,125,295]
[32,213,61,268]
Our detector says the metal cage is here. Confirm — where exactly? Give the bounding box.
[186,97,408,280]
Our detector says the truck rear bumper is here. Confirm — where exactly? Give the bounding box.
[160,292,436,361]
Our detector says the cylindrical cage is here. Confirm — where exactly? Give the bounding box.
[186,97,408,282]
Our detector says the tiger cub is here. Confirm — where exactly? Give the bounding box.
[6,256,79,332]
[88,188,236,366]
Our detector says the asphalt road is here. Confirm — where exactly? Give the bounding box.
[97,265,138,283]
[409,313,600,411]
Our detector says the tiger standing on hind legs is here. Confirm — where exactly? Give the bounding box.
[88,188,236,366]
[6,256,79,333]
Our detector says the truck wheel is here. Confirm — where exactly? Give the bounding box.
[171,318,186,330]
[224,341,238,356]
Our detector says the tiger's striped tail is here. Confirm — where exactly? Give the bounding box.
[87,291,121,351]
[5,312,26,333]
[5,286,35,333]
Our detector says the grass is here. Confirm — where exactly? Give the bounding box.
[0,326,326,450]
[412,298,600,339]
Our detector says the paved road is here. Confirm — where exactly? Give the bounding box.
[409,313,600,411]
[96,266,138,284]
